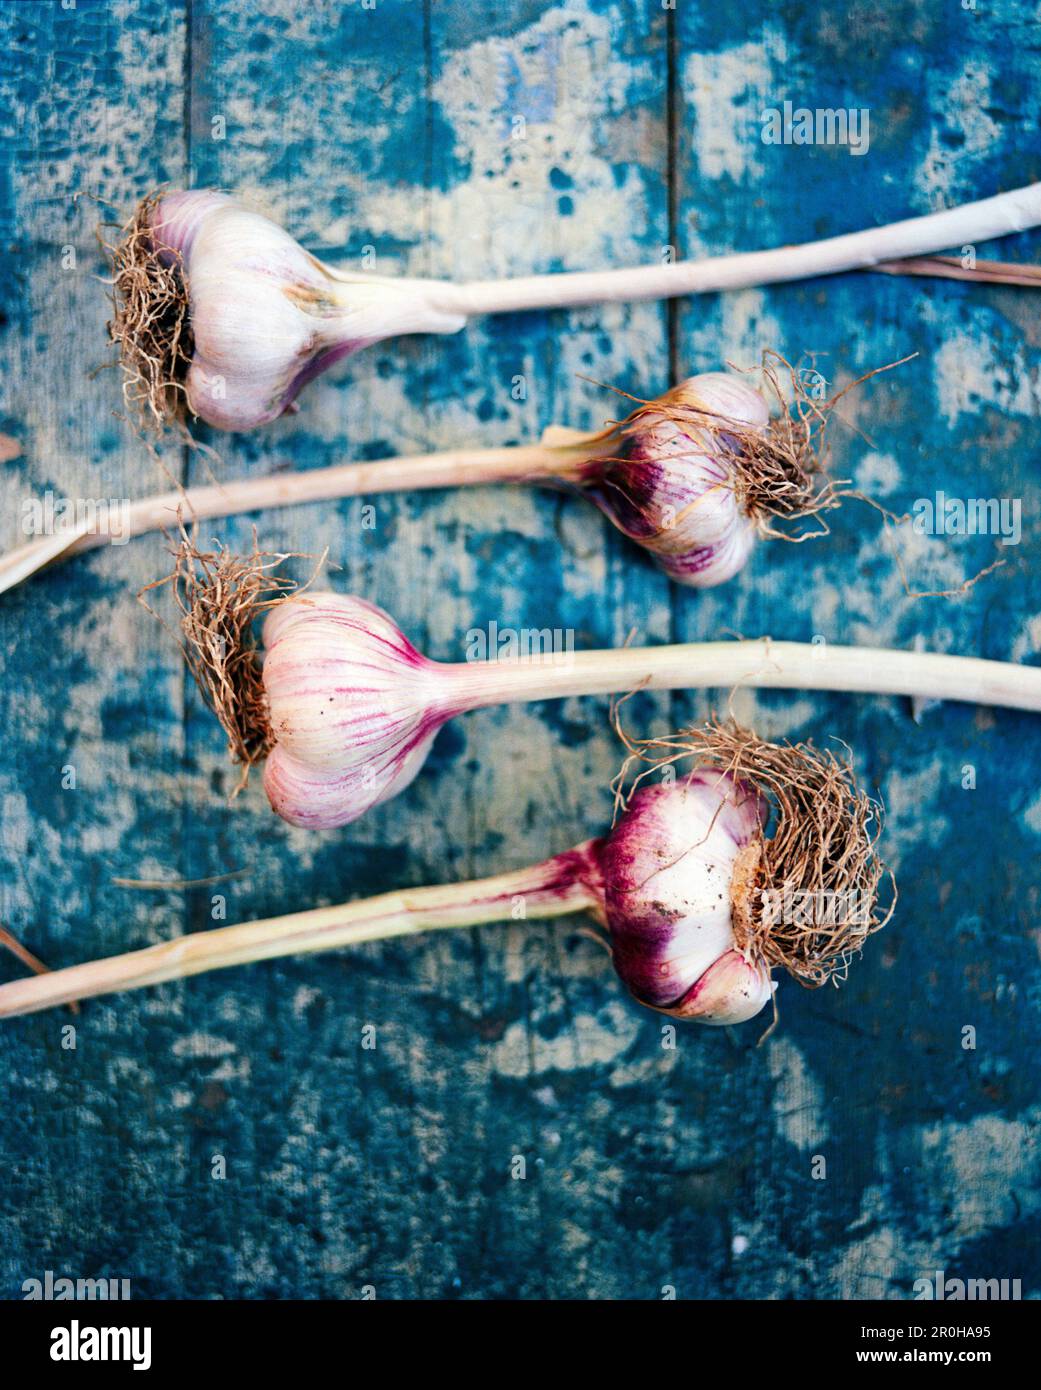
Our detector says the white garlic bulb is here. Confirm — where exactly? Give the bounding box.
[150,191,465,431]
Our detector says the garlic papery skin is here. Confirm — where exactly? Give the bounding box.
[575,372,766,588]
[149,191,466,431]
[670,948,774,1024]
[596,776,773,1023]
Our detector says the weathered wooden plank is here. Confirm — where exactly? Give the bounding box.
[399,0,676,1297]
[0,0,193,1293]
[669,0,1041,1298]
[166,0,675,1298]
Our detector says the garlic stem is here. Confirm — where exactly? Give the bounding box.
[444,639,1041,715]
[0,441,589,597]
[0,848,600,1020]
[430,182,1041,317]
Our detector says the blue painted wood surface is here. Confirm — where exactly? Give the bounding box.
[1,0,1039,1299]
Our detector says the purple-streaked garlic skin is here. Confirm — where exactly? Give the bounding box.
[669,947,773,1024]
[596,775,773,1024]
[260,593,463,830]
[149,190,465,432]
[152,190,229,265]
[578,371,765,589]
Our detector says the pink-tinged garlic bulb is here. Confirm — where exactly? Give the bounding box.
[574,372,768,588]
[260,594,460,829]
[594,718,893,1022]
[111,190,465,431]
[564,358,862,589]
[595,775,773,1022]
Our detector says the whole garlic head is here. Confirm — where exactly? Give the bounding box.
[579,372,768,588]
[597,773,774,1024]
[260,593,458,829]
[150,191,465,431]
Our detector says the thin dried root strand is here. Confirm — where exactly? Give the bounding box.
[105,191,192,431]
[850,491,1009,600]
[724,348,914,535]
[0,925,56,979]
[146,531,296,783]
[614,716,895,988]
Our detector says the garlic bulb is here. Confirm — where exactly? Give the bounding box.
[596,775,773,1022]
[140,191,465,431]
[575,372,766,588]
[260,593,460,829]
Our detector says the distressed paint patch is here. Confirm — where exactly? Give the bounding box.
[491,1000,640,1076]
[933,329,1040,427]
[918,1108,1041,1235]
[410,2,663,278]
[171,1032,238,1059]
[882,757,954,863]
[767,1034,830,1150]
[855,451,903,497]
[1011,613,1041,664]
[681,32,786,188]
[1023,791,1041,836]
[828,1107,1041,1299]
[917,61,1003,211]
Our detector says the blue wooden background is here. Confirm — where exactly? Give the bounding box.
[1,0,1039,1300]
